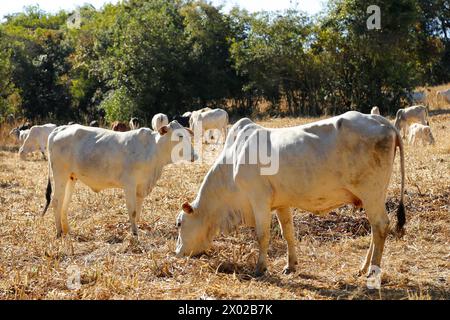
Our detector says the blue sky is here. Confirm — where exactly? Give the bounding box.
[0,0,324,19]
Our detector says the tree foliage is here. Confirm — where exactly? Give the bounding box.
[0,0,448,123]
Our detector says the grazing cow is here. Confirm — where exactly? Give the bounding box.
[151,113,169,132]
[129,117,140,130]
[19,124,57,160]
[176,112,406,278]
[9,128,30,143]
[437,89,450,103]
[172,114,190,128]
[89,120,99,127]
[42,121,196,238]
[394,105,429,138]
[407,123,435,146]
[111,121,128,132]
[408,91,427,104]
[371,106,380,115]
[189,108,229,143]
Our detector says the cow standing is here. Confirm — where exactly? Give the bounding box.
[394,105,429,138]
[19,124,57,160]
[189,108,228,144]
[42,121,195,238]
[176,112,406,279]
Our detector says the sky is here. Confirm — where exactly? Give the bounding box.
[0,0,325,19]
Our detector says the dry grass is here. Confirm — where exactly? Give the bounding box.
[418,83,450,111]
[0,111,449,300]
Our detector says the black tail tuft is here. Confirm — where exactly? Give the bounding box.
[42,176,52,216]
[396,200,406,236]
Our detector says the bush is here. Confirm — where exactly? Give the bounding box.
[99,87,136,124]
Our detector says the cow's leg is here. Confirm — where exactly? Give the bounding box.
[60,178,76,235]
[135,187,146,223]
[52,177,68,238]
[276,207,298,274]
[252,202,272,276]
[365,201,390,272]
[359,237,374,276]
[124,187,138,237]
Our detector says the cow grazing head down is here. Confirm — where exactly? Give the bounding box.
[176,202,212,257]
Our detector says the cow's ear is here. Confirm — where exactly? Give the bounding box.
[159,125,169,136]
[185,128,194,137]
[182,202,194,214]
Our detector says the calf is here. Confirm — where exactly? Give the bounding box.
[176,112,406,279]
[151,113,169,131]
[394,105,429,138]
[19,124,57,160]
[42,121,195,238]
[407,123,435,146]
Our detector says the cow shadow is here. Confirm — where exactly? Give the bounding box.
[214,262,448,299]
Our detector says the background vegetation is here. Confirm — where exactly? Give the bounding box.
[0,0,449,124]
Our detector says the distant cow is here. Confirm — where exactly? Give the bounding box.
[176,112,406,278]
[408,124,435,146]
[9,128,30,143]
[19,124,57,160]
[111,121,128,132]
[408,91,427,104]
[129,117,140,130]
[89,120,99,127]
[371,106,380,115]
[42,121,196,238]
[189,108,228,143]
[437,89,450,103]
[151,113,169,132]
[394,105,429,138]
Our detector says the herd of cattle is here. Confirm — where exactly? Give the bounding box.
[5,104,436,279]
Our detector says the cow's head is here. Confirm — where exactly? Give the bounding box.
[424,126,435,145]
[159,121,197,163]
[175,202,212,257]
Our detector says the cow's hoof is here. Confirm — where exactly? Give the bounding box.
[282,265,296,275]
[254,265,267,277]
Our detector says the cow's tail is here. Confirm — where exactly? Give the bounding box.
[42,156,52,216]
[395,130,406,236]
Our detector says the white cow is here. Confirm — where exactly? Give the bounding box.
[42,121,195,238]
[176,112,406,278]
[151,113,169,132]
[19,124,57,160]
[129,117,140,130]
[408,91,427,104]
[437,89,450,103]
[371,106,380,115]
[9,128,30,143]
[188,107,212,129]
[407,124,435,146]
[190,108,229,144]
[394,105,429,138]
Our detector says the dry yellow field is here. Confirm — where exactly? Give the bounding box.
[0,112,449,300]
